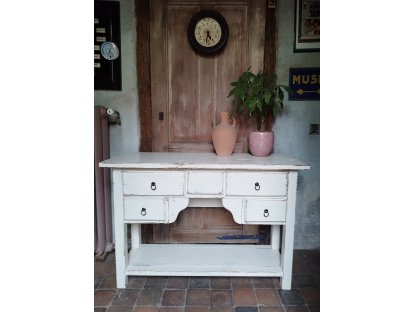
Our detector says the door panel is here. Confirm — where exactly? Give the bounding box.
[149,0,266,243]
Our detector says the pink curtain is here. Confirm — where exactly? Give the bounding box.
[94,106,113,260]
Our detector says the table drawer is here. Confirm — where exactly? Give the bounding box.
[187,171,223,195]
[245,199,287,223]
[226,172,287,196]
[124,197,167,221]
[122,171,185,195]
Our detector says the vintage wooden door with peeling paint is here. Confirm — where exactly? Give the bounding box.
[149,0,266,243]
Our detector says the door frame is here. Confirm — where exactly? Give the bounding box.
[135,0,277,152]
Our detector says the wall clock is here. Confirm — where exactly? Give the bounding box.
[187,9,229,55]
[101,41,120,60]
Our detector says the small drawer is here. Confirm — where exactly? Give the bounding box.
[226,172,287,196]
[245,199,286,223]
[124,197,167,221]
[187,171,223,195]
[122,171,185,195]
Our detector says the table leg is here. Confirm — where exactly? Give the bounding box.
[280,171,298,290]
[113,170,128,288]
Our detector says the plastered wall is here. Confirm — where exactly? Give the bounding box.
[275,0,320,249]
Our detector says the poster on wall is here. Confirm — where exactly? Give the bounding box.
[289,67,320,101]
[294,0,320,52]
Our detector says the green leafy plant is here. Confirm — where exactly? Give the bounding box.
[228,68,291,132]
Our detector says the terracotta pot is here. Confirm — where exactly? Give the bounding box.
[248,131,274,157]
[212,112,237,157]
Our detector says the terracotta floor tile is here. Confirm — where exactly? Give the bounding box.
[272,278,281,289]
[107,306,134,312]
[231,278,253,289]
[167,277,190,289]
[234,307,258,312]
[209,308,233,312]
[277,290,305,305]
[210,290,233,306]
[95,289,116,307]
[185,306,209,312]
[252,278,275,289]
[233,288,257,306]
[308,305,320,312]
[112,289,139,306]
[159,308,184,312]
[100,274,117,289]
[284,306,308,312]
[127,277,147,289]
[144,277,168,289]
[258,307,285,312]
[186,289,210,305]
[299,288,320,306]
[162,290,187,306]
[211,277,231,289]
[292,274,317,288]
[95,276,104,289]
[189,277,210,288]
[95,261,115,276]
[255,289,281,306]
[136,288,164,306]
[133,307,159,312]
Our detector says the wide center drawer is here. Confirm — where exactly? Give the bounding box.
[226,172,287,196]
[187,171,223,195]
[124,197,167,221]
[122,171,185,195]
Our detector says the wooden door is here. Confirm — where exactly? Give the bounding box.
[148,0,266,243]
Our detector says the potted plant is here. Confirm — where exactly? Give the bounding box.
[228,68,291,157]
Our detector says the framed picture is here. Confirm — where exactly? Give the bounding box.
[294,0,320,52]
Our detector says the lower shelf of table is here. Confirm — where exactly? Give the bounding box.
[126,244,282,276]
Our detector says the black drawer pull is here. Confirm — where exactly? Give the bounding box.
[141,208,147,216]
[254,182,260,191]
[263,209,269,217]
[150,182,156,190]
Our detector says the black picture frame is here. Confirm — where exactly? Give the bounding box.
[187,10,229,55]
[94,1,122,90]
[294,0,320,52]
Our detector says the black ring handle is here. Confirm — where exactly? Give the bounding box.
[254,182,260,191]
[150,182,156,190]
[263,209,269,217]
[141,208,147,216]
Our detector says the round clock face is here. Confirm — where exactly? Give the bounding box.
[188,10,229,54]
[100,42,120,61]
[194,17,222,47]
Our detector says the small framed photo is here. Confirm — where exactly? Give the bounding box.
[294,0,320,52]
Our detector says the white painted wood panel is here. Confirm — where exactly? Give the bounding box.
[99,152,310,171]
[127,244,282,276]
[187,171,224,195]
[226,172,287,196]
[122,171,185,195]
[245,199,287,223]
[124,197,167,222]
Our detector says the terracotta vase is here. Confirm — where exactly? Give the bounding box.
[212,112,237,157]
[248,131,274,157]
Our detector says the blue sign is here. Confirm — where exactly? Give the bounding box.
[289,67,320,101]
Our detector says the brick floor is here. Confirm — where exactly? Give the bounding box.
[94,250,320,312]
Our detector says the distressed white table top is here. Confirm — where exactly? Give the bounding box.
[99,152,310,171]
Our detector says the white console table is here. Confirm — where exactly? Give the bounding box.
[99,152,309,289]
